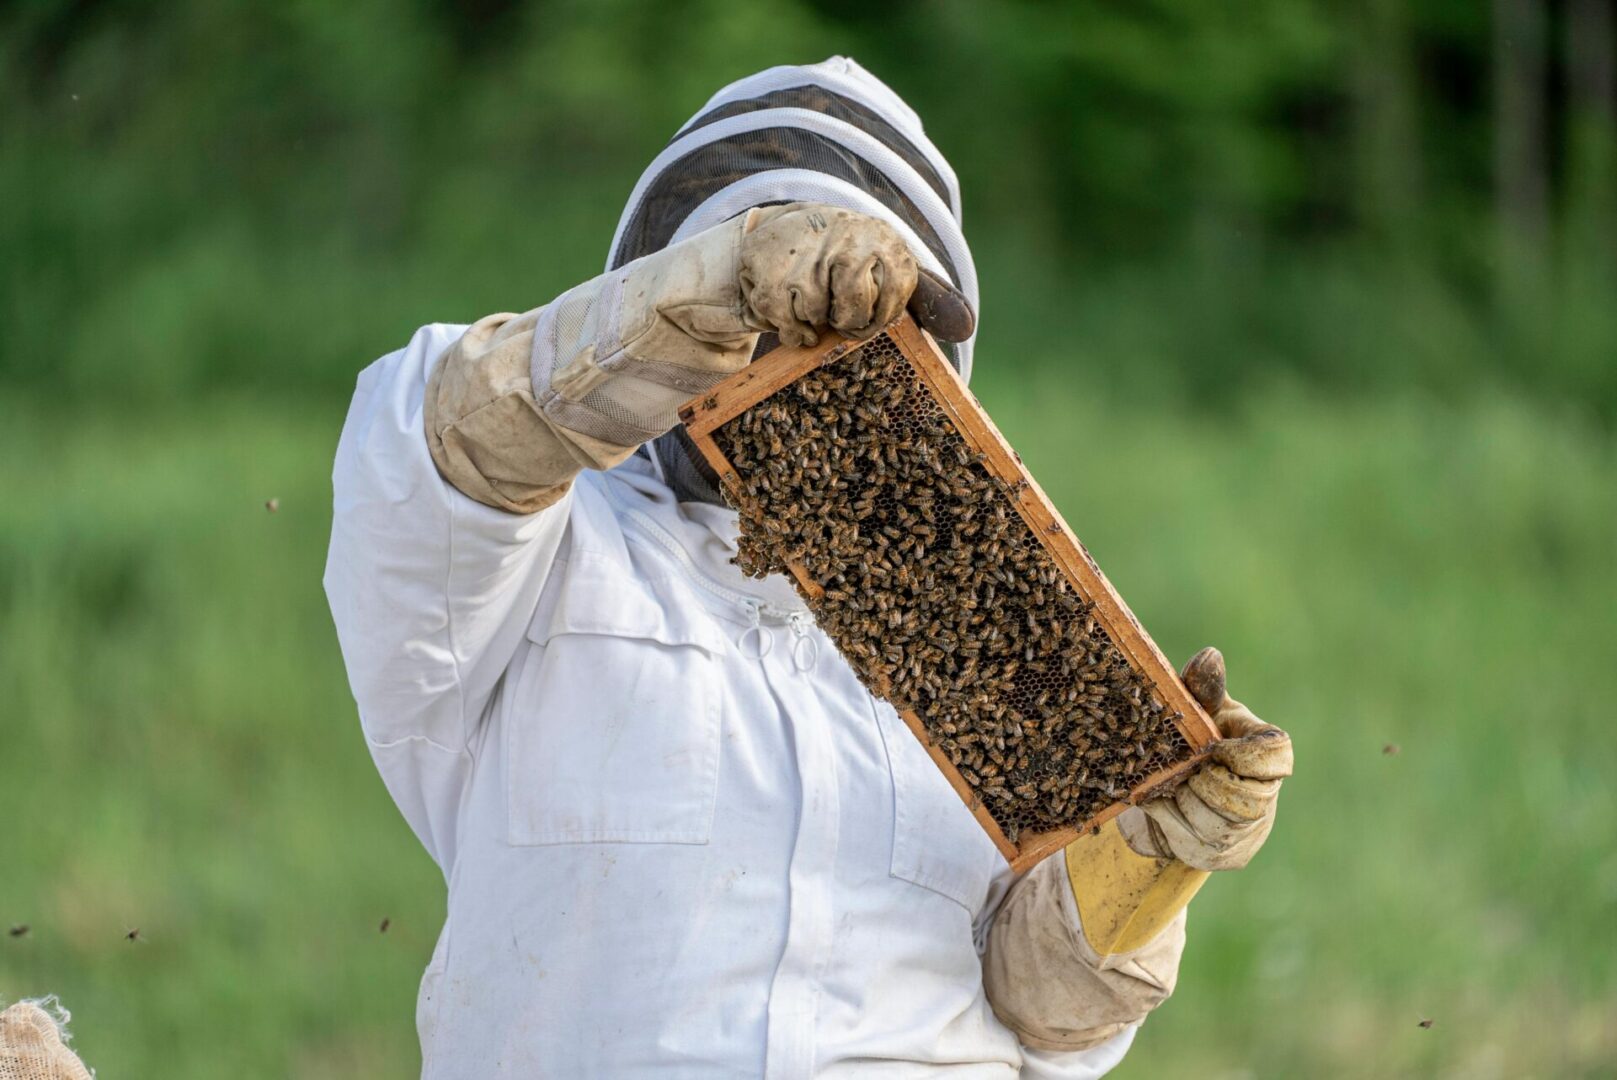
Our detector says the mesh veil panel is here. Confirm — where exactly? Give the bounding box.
[612,129,959,289]
[678,86,954,208]
[652,425,727,506]
[648,332,780,505]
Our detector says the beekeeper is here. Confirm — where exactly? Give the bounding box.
[325,57,1292,1079]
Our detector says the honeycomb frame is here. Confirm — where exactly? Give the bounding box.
[679,314,1221,872]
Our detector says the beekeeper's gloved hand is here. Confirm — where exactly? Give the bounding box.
[983,649,1293,1054]
[426,202,971,514]
[740,203,976,346]
[1119,647,1293,870]
[0,1000,94,1080]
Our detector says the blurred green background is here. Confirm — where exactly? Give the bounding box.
[2,1,1615,1076]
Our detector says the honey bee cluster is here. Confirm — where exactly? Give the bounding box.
[713,334,1193,842]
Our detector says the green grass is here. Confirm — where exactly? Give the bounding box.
[1,377,1613,1077]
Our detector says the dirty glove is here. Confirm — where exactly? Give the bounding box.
[982,649,1293,1053]
[742,203,975,344]
[1119,647,1293,871]
[426,203,969,513]
[739,203,916,347]
[0,1000,93,1080]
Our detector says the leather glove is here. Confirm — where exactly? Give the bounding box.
[982,649,1294,1052]
[425,203,973,514]
[741,203,974,347]
[976,646,1293,1047]
[0,1000,94,1080]
[1119,647,1294,871]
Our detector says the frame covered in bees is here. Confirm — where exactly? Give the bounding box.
[679,315,1221,872]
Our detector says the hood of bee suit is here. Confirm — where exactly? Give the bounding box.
[614,56,980,506]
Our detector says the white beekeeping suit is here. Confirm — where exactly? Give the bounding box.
[325,57,1291,1079]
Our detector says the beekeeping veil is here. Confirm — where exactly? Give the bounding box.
[612,57,979,505]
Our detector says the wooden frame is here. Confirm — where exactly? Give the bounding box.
[679,315,1221,872]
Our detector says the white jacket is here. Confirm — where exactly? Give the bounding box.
[324,323,1137,1078]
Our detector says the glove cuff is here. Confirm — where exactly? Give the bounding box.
[533,215,759,448]
[1066,817,1209,957]
[982,842,1191,1053]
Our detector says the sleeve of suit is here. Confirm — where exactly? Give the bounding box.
[423,212,762,514]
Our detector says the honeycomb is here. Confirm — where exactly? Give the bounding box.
[713,333,1194,842]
